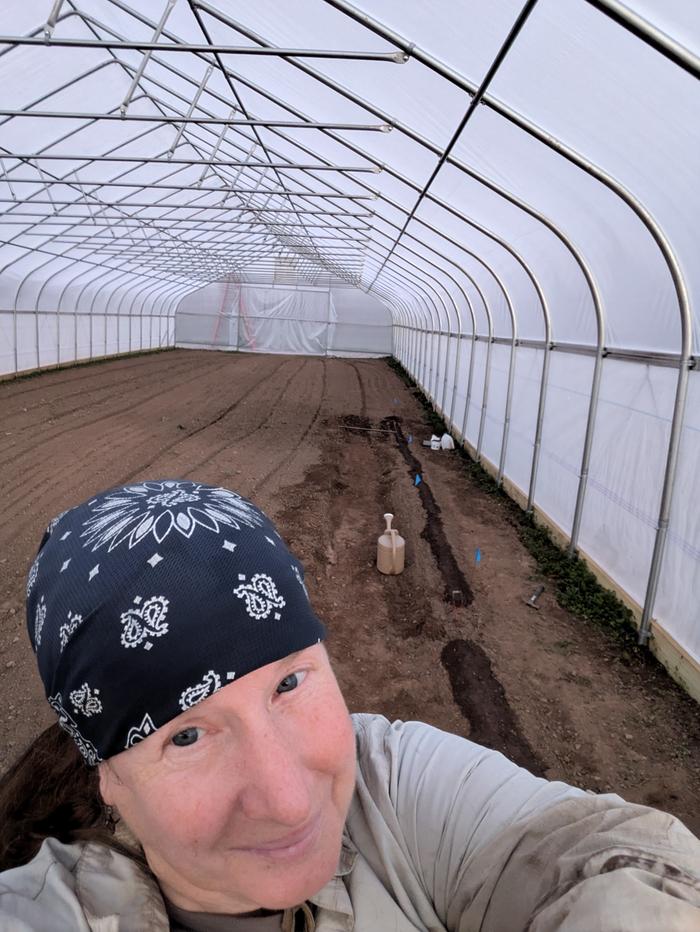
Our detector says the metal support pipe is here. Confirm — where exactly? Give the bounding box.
[44,0,65,39]
[0,198,370,217]
[167,64,213,157]
[379,269,432,387]
[582,0,700,78]
[4,153,383,172]
[5,178,377,199]
[3,218,370,233]
[0,110,393,131]
[324,2,690,617]
[129,7,564,477]
[378,253,454,414]
[386,235,507,451]
[3,34,408,61]
[380,267,437,396]
[366,0,539,290]
[369,227,487,429]
[34,4,576,332]
[120,0,177,115]
[33,0,600,353]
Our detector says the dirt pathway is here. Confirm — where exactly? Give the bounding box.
[1,350,698,835]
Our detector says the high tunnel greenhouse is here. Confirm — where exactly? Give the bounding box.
[0,0,699,703]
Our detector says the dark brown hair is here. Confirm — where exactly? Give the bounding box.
[0,723,143,871]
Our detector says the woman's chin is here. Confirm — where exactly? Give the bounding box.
[251,846,341,910]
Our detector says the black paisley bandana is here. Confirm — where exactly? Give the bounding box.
[25,480,325,764]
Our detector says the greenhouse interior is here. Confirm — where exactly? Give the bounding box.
[1,0,700,839]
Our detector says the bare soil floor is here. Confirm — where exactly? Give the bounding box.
[1,350,699,834]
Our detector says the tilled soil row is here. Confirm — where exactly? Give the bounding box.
[1,352,286,548]
[1,352,202,463]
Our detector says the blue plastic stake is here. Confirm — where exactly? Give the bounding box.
[407,433,413,445]
[475,547,481,564]
[414,473,422,487]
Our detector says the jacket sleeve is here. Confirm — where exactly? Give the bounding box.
[352,715,700,931]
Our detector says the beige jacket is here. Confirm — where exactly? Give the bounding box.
[1,714,698,931]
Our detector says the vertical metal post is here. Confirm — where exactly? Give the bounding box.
[498,332,518,486]
[13,307,18,376]
[460,329,477,448]
[477,336,493,462]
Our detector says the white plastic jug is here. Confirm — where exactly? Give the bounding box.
[376,513,405,575]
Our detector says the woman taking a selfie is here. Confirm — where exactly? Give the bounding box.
[1,480,698,931]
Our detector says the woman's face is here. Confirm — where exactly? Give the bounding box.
[99,644,356,914]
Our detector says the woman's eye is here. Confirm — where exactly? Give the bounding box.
[276,670,307,694]
[171,726,204,747]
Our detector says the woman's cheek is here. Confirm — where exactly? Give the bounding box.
[150,768,230,844]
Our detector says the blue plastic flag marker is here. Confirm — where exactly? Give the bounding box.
[414,473,422,487]
[407,433,413,445]
[475,547,481,565]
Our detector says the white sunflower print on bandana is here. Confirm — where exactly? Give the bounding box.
[49,693,101,765]
[80,480,264,553]
[179,670,222,711]
[34,596,47,648]
[233,573,286,620]
[69,683,103,717]
[120,595,170,649]
[46,509,69,537]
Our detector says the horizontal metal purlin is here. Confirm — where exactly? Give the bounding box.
[19,231,367,240]
[3,308,175,316]
[0,15,366,284]
[0,110,392,130]
[396,327,696,369]
[0,218,371,233]
[3,154,380,171]
[6,235,224,288]
[0,36,406,61]
[31,11,382,288]
[0,210,369,227]
[60,244,365,253]
[5,179,374,198]
[0,199,369,215]
[13,11,374,276]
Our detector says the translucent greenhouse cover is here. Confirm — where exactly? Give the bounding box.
[0,1,699,689]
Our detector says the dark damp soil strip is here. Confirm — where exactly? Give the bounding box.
[442,639,545,774]
[341,411,540,769]
[342,413,372,431]
[373,413,541,771]
[379,415,473,607]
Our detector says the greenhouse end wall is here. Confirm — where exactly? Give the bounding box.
[175,280,392,357]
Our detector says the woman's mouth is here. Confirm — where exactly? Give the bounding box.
[239,814,322,861]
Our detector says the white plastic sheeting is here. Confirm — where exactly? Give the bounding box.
[175,279,391,355]
[0,1,698,680]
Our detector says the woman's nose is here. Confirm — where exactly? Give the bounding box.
[236,723,314,827]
